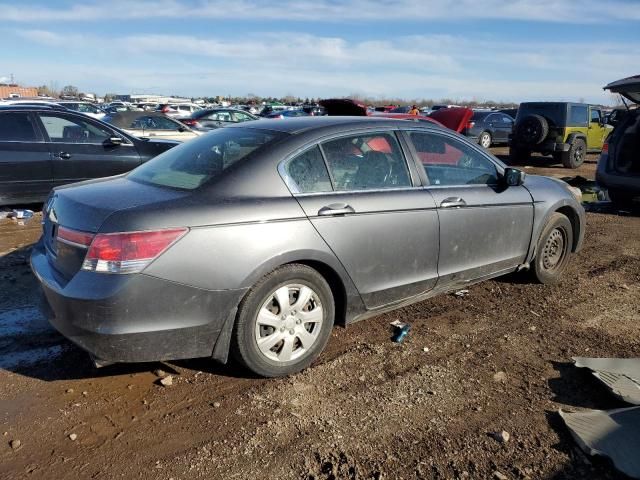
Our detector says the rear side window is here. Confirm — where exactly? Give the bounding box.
[131,116,180,130]
[0,112,39,141]
[284,146,332,193]
[568,105,588,126]
[321,132,411,191]
[129,128,281,190]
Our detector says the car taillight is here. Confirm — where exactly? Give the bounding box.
[182,119,197,126]
[57,226,94,248]
[466,121,475,129]
[82,228,188,274]
[602,141,609,153]
[161,106,170,113]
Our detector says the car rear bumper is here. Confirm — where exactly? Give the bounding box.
[596,155,640,194]
[30,240,247,363]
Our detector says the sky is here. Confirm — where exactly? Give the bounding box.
[1,0,639,104]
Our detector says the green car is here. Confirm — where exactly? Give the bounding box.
[510,102,611,168]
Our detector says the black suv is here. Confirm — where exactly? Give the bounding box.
[0,105,179,206]
[597,75,640,206]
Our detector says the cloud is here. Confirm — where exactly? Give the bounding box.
[11,27,633,103]
[2,0,640,23]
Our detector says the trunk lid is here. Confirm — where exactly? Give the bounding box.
[43,176,189,280]
[604,75,640,104]
[428,107,474,133]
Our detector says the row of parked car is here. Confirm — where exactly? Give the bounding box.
[0,75,638,207]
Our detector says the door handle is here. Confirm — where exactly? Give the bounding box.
[318,203,355,216]
[440,197,467,208]
[57,152,71,159]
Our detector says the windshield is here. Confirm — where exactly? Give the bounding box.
[129,128,283,190]
[517,103,566,126]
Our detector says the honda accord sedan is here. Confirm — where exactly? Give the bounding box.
[31,117,585,377]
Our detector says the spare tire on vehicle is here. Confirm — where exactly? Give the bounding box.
[515,114,549,145]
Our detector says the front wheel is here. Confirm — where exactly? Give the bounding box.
[231,264,334,377]
[531,213,573,285]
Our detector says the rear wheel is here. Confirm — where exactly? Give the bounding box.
[479,131,492,148]
[231,264,334,377]
[531,213,573,285]
[560,138,586,169]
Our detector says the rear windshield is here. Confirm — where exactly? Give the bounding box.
[129,128,282,190]
[517,103,567,126]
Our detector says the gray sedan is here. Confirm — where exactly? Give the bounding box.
[31,117,585,377]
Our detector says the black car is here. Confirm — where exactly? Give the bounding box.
[179,108,259,131]
[597,75,640,206]
[461,111,514,148]
[0,105,178,206]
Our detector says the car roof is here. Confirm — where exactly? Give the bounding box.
[227,115,444,134]
[0,104,69,112]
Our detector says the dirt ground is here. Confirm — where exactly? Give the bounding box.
[1,151,639,480]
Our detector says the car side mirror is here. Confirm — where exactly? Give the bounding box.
[104,136,123,146]
[178,126,186,132]
[503,167,525,186]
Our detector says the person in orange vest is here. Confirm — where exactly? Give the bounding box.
[408,105,419,115]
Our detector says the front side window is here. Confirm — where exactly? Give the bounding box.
[232,111,254,122]
[129,128,282,190]
[590,109,601,123]
[0,112,39,141]
[39,114,111,143]
[284,146,332,193]
[321,132,411,191]
[408,131,498,186]
[77,103,99,114]
[131,116,180,130]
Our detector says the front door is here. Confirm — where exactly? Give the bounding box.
[36,112,141,187]
[587,108,608,150]
[282,131,440,309]
[0,111,53,204]
[403,129,534,288]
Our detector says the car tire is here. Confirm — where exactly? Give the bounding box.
[531,212,573,285]
[231,264,334,377]
[560,138,586,169]
[479,131,492,148]
[509,146,531,161]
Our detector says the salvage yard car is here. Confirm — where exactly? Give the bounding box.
[597,75,640,206]
[0,104,178,205]
[510,102,610,168]
[31,117,585,377]
[104,111,201,142]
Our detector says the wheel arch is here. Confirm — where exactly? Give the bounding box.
[555,205,581,252]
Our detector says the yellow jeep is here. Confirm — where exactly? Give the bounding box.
[510,102,611,168]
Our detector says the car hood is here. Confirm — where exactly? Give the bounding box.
[428,107,473,133]
[604,75,640,104]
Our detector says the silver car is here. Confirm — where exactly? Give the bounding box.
[31,117,585,377]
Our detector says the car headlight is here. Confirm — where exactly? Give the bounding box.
[567,186,583,203]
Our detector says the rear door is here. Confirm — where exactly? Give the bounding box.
[283,130,440,309]
[0,111,53,204]
[36,112,141,186]
[404,129,534,288]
